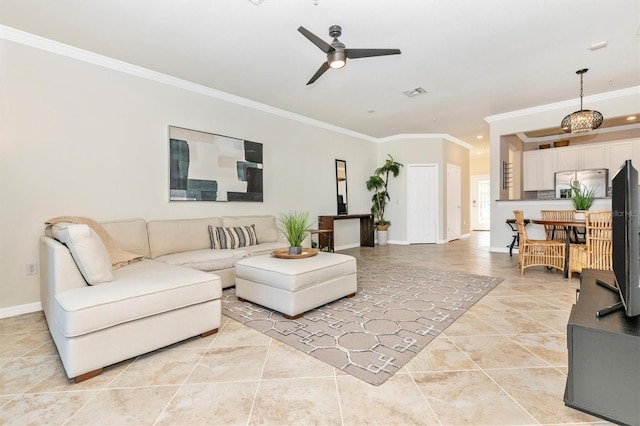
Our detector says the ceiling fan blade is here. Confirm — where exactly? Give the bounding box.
[307,62,330,85]
[298,26,334,54]
[345,48,401,59]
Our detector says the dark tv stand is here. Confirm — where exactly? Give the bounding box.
[594,279,624,317]
[565,269,640,426]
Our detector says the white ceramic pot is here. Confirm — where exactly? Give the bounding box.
[377,230,388,246]
[574,211,586,222]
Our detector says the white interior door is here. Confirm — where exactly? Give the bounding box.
[407,164,437,243]
[471,174,490,231]
[447,164,461,240]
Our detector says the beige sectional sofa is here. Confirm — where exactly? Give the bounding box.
[104,215,286,288]
[40,215,285,382]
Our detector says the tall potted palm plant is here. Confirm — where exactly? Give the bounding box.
[365,154,403,245]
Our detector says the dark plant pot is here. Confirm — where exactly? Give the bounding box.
[288,246,302,255]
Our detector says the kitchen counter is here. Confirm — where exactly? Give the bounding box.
[496,197,611,202]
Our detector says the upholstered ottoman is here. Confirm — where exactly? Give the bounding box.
[234,252,357,319]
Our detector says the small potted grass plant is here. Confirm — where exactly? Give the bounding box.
[278,211,314,255]
[570,182,596,221]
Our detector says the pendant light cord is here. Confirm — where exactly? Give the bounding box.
[579,72,584,110]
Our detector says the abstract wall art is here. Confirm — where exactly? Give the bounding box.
[168,126,263,202]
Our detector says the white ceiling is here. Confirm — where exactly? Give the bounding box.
[1,0,639,150]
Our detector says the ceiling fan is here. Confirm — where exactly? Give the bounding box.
[298,25,401,85]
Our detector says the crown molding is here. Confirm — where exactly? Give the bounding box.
[516,122,640,143]
[484,86,640,124]
[442,134,473,149]
[0,25,479,147]
[0,25,479,146]
[0,25,476,147]
[377,133,473,149]
[3,25,635,148]
[0,25,378,143]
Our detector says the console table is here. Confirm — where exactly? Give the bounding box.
[565,269,640,426]
[318,214,374,252]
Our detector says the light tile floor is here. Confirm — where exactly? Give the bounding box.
[0,232,612,425]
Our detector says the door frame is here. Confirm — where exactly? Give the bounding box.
[446,163,462,241]
[471,174,490,231]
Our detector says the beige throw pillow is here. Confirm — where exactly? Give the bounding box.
[52,224,114,285]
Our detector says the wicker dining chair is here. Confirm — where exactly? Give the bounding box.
[540,210,576,242]
[568,210,613,277]
[513,210,565,274]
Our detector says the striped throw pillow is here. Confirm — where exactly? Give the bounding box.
[208,225,259,249]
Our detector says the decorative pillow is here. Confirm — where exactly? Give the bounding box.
[52,224,114,285]
[208,225,259,250]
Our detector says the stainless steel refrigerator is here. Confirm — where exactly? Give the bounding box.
[554,169,609,199]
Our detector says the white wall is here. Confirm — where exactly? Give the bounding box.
[373,136,471,243]
[0,39,377,309]
[375,137,443,243]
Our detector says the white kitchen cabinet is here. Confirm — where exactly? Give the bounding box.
[523,150,556,191]
[539,149,556,190]
[581,144,609,170]
[556,147,579,172]
[609,140,634,180]
[524,139,640,193]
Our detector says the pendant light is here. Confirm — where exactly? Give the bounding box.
[561,68,604,133]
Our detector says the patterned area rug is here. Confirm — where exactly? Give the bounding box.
[221,260,503,385]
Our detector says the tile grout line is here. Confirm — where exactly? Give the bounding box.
[332,373,345,426]
[406,370,444,426]
[150,346,212,425]
[245,335,273,425]
[62,355,139,426]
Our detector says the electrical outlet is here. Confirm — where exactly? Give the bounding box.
[25,263,38,275]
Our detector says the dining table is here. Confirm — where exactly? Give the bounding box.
[531,218,586,278]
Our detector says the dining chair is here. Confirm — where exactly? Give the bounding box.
[513,210,565,275]
[540,210,576,242]
[568,210,613,277]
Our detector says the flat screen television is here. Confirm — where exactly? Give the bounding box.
[598,159,640,317]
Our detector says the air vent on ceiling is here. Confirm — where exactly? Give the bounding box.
[403,87,427,97]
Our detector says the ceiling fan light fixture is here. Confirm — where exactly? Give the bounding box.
[298,25,401,84]
[561,68,604,134]
[329,58,346,69]
[328,47,346,69]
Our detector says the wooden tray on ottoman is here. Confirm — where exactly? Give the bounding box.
[271,248,318,259]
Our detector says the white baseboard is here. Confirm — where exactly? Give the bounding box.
[438,233,472,244]
[335,243,361,251]
[490,246,514,254]
[0,302,42,319]
[387,240,409,245]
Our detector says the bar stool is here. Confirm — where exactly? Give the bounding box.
[506,218,530,256]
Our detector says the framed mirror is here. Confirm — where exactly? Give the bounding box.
[335,159,348,215]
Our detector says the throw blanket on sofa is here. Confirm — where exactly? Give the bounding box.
[45,216,144,269]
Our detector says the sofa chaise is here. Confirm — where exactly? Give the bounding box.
[40,215,285,382]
